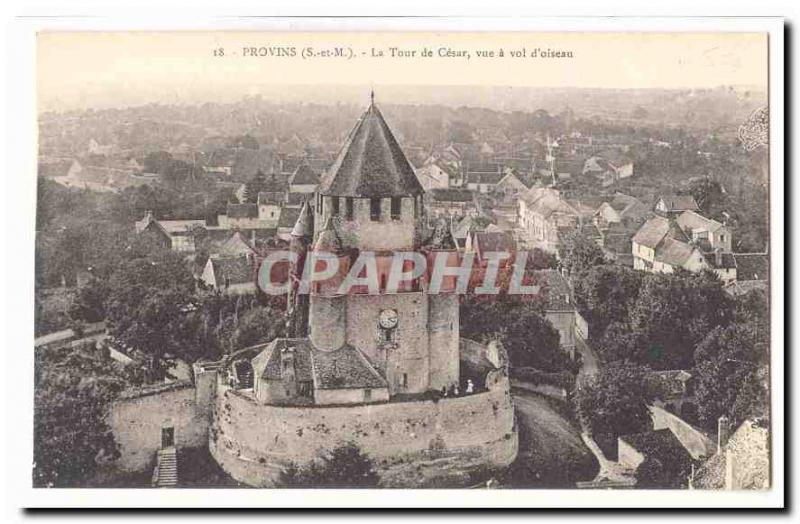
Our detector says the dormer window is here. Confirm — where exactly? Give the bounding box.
[391,197,402,220]
[370,198,381,221]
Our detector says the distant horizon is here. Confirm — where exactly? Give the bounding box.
[38,83,768,115]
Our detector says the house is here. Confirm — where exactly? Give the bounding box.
[465,166,505,193]
[517,187,580,254]
[676,210,732,253]
[414,159,452,191]
[533,269,579,357]
[599,221,638,267]
[617,429,694,479]
[492,171,529,203]
[632,216,705,274]
[134,211,205,252]
[213,230,259,258]
[257,191,283,225]
[465,230,517,269]
[251,339,389,406]
[655,194,700,216]
[450,215,494,249]
[582,150,634,187]
[200,254,258,294]
[594,193,651,229]
[425,188,479,218]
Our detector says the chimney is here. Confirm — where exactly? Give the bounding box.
[717,415,731,453]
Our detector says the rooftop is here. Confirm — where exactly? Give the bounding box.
[319,101,423,198]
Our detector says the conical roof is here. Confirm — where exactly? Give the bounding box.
[314,217,341,252]
[319,100,423,198]
[291,199,313,238]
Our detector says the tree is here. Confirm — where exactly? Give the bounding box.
[280,442,380,488]
[626,271,734,369]
[460,294,569,374]
[68,276,108,323]
[104,252,200,372]
[573,265,643,338]
[635,456,690,489]
[33,342,134,487]
[559,229,606,277]
[575,363,651,440]
[692,321,769,432]
[215,305,286,354]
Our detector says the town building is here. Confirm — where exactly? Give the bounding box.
[655,194,700,217]
[425,187,480,218]
[517,187,580,254]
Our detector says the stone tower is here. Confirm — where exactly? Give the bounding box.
[307,98,460,396]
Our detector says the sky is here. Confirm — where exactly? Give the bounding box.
[37,31,768,112]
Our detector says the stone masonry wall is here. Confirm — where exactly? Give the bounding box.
[108,382,209,473]
[210,376,518,487]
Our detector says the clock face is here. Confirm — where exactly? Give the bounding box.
[379,309,398,329]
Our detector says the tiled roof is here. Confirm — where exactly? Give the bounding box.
[428,188,475,203]
[258,338,314,382]
[210,255,257,287]
[633,216,688,248]
[227,203,259,219]
[157,219,206,235]
[654,237,697,267]
[677,210,725,234]
[216,231,257,257]
[319,102,423,197]
[257,191,284,206]
[289,162,320,186]
[658,194,699,213]
[466,170,505,185]
[277,206,302,229]
[472,231,515,254]
[310,344,387,390]
[733,253,769,281]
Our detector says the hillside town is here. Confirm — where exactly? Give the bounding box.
[34,89,770,490]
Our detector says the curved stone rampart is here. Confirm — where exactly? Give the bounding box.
[210,376,517,487]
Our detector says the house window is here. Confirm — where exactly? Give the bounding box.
[402,373,408,388]
[391,197,402,220]
[331,197,340,216]
[364,389,372,402]
[370,198,382,221]
[345,198,354,220]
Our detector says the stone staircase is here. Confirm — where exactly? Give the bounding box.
[152,447,178,488]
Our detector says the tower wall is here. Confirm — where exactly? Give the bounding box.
[427,294,460,391]
[314,195,417,251]
[309,294,347,351]
[344,292,429,395]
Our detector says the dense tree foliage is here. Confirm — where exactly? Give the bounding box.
[558,229,607,277]
[691,289,769,432]
[280,442,380,488]
[575,363,652,441]
[33,342,138,487]
[461,294,570,374]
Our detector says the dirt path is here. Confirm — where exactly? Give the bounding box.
[503,391,599,487]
